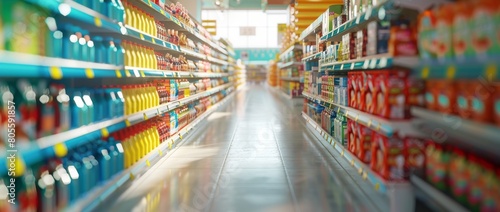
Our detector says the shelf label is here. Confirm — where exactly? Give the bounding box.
[129,173,135,180]
[50,66,63,80]
[140,70,146,77]
[125,119,131,127]
[341,150,344,156]
[358,167,363,174]
[179,133,183,139]
[160,10,165,16]
[146,160,151,167]
[421,66,430,79]
[116,70,122,78]
[101,128,109,138]
[375,183,380,191]
[350,159,354,166]
[362,172,368,181]
[163,41,167,47]
[365,7,373,19]
[158,149,163,156]
[376,123,381,131]
[143,113,148,120]
[356,15,361,24]
[54,143,68,158]
[152,38,156,44]
[355,114,360,122]
[125,70,132,77]
[94,17,102,27]
[367,119,372,127]
[446,65,456,79]
[85,68,94,79]
[485,64,497,81]
[140,33,145,40]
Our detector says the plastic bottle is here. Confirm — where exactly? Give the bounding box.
[131,6,138,29]
[73,27,83,61]
[36,166,57,211]
[96,140,111,182]
[151,15,158,37]
[121,131,132,168]
[36,81,56,138]
[54,84,71,133]
[139,45,147,68]
[94,88,106,121]
[80,30,89,62]
[124,0,131,26]
[129,42,138,67]
[116,87,125,116]
[116,0,125,23]
[82,90,95,125]
[115,39,125,66]
[103,37,116,65]
[93,36,105,64]
[123,40,131,66]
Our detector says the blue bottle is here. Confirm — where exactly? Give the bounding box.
[61,24,75,59]
[114,39,124,66]
[62,157,80,203]
[72,26,83,61]
[82,90,95,124]
[70,90,87,129]
[103,37,117,65]
[80,30,89,62]
[96,140,111,181]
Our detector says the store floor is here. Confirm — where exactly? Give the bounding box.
[98,84,387,212]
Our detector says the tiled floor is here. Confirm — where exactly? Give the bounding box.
[99,84,387,212]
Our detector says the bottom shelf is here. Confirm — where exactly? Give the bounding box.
[410,175,469,212]
[67,88,238,212]
[302,112,414,212]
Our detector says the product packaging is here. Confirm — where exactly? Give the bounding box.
[425,142,450,190]
[367,20,390,56]
[375,70,408,119]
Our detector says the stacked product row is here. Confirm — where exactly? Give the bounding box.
[0,78,227,144]
[0,90,231,212]
[123,0,223,60]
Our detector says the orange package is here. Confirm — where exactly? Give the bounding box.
[436,80,456,114]
[470,81,494,123]
[494,83,500,126]
[456,80,473,119]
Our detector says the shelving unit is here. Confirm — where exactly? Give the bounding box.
[65,89,237,212]
[320,54,419,72]
[0,0,238,210]
[278,44,304,99]
[302,112,414,212]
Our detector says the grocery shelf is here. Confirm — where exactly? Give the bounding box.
[179,47,208,60]
[410,175,469,212]
[207,56,229,66]
[278,61,303,69]
[125,26,181,52]
[123,66,229,78]
[302,92,422,138]
[27,0,124,33]
[279,44,302,60]
[302,112,414,212]
[320,0,448,43]
[279,77,301,82]
[302,52,322,62]
[0,50,123,78]
[135,0,228,55]
[414,58,499,81]
[299,14,324,42]
[411,107,500,159]
[320,54,419,72]
[319,1,385,43]
[65,88,237,212]
[0,83,234,176]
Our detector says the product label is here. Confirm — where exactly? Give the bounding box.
[472,9,499,56]
[438,94,450,107]
[425,92,434,105]
[472,98,485,113]
[457,96,467,109]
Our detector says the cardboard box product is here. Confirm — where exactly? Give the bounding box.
[375,70,409,119]
[367,20,391,56]
[435,80,456,114]
[378,133,405,180]
[407,77,426,107]
[389,21,418,56]
[404,138,426,178]
[357,125,373,163]
[448,148,469,204]
[425,141,450,190]
[322,5,345,35]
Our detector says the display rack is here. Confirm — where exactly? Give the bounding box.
[302,112,414,212]
[320,55,419,72]
[65,88,238,212]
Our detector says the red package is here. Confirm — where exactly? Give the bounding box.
[448,148,469,203]
[389,21,418,56]
[467,156,485,209]
[356,73,364,110]
[348,73,358,109]
[407,76,425,107]
[456,80,473,119]
[478,161,498,212]
[375,70,409,119]
[436,80,457,114]
[470,81,494,123]
[357,125,373,163]
[347,120,357,153]
[404,138,426,177]
[371,133,405,180]
[425,80,439,110]
[365,71,378,114]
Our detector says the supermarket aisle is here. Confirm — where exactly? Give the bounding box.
[99,85,382,212]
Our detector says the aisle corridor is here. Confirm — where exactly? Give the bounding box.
[100,84,385,212]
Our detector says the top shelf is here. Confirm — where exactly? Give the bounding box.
[135,0,228,55]
[299,14,324,42]
[279,44,302,60]
[320,0,449,43]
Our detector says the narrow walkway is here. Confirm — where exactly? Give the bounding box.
[100,84,383,212]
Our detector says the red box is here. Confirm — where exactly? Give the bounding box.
[436,80,457,114]
[470,81,495,123]
[375,70,409,119]
[372,133,405,180]
[425,80,439,111]
[348,73,359,109]
[456,80,473,119]
[347,120,357,153]
[357,125,373,163]
[407,76,425,107]
[404,137,426,177]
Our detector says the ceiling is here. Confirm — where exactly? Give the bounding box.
[202,0,291,10]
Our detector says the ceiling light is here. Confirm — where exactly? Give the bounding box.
[215,0,221,6]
